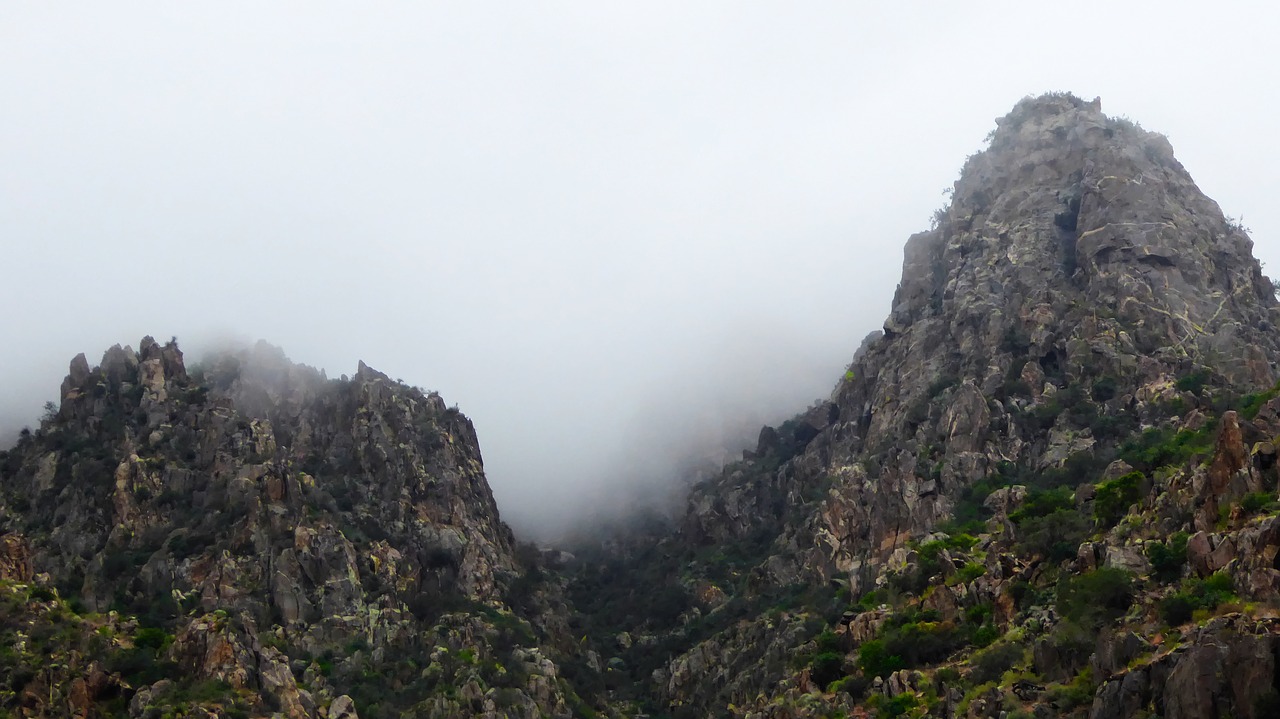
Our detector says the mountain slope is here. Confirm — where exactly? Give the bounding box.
[565,93,1280,718]
[693,92,1278,586]
[0,339,611,718]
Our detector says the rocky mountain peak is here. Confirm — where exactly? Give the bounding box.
[883,92,1274,384]
[818,90,1280,560]
[0,338,590,717]
[678,93,1280,581]
[634,94,1280,715]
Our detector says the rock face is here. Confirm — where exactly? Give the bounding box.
[563,93,1280,718]
[690,92,1279,590]
[0,339,591,718]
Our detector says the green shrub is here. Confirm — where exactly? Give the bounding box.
[880,693,920,718]
[1158,572,1235,626]
[964,603,994,625]
[1159,594,1196,625]
[1094,472,1143,526]
[183,679,236,703]
[1200,572,1236,604]
[1092,376,1120,402]
[1120,425,1215,472]
[868,692,921,718]
[1146,532,1189,582]
[1001,582,1033,615]
[886,550,942,595]
[928,375,959,398]
[1241,492,1276,514]
[949,562,986,586]
[905,399,931,427]
[133,627,170,650]
[858,639,904,678]
[1046,667,1095,710]
[969,641,1024,685]
[1056,568,1134,629]
[970,624,1000,648]
[1039,620,1096,680]
[814,629,842,653]
[1016,508,1090,561]
[1009,487,1075,524]
[1174,370,1211,394]
[1003,378,1032,398]
[1001,327,1031,354]
[918,533,978,555]
[935,666,961,685]
[884,620,963,666]
[1025,399,1066,431]
[492,687,524,709]
[830,674,870,700]
[856,588,891,611]
[1240,382,1280,421]
[944,478,1003,531]
[809,651,845,688]
[868,609,998,671]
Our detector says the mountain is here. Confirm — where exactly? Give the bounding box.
[5,92,1280,719]
[563,93,1280,718]
[0,339,603,718]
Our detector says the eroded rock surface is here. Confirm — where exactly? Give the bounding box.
[0,339,591,718]
[563,94,1280,718]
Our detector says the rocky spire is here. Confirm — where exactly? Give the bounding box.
[682,92,1280,592]
[634,93,1280,717]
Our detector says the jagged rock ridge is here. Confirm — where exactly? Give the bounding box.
[564,93,1280,719]
[0,338,609,718]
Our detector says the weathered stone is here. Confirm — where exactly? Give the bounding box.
[1186,531,1215,577]
[328,695,359,719]
[0,534,33,582]
[1198,411,1250,530]
[1104,545,1151,574]
[1162,618,1276,719]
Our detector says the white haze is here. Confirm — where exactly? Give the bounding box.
[2,3,1279,538]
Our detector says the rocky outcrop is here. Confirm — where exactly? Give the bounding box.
[0,533,32,581]
[1092,615,1280,719]
[661,613,815,710]
[564,94,1280,718]
[0,338,592,718]
[806,93,1278,577]
[672,94,1279,598]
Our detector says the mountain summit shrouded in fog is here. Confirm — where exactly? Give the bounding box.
[7,94,1280,717]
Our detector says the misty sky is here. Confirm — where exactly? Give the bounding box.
[3,3,1279,538]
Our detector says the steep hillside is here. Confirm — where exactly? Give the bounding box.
[0,339,616,718]
[565,93,1280,718]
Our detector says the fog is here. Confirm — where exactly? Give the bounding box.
[3,3,1279,538]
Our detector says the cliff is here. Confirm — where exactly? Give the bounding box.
[565,93,1280,719]
[0,339,602,718]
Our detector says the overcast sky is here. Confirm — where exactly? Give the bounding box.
[3,3,1279,538]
